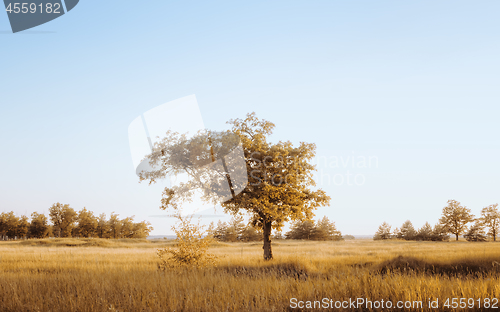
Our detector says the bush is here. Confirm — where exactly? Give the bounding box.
[157,215,217,270]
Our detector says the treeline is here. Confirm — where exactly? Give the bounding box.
[209,216,261,242]
[374,221,448,241]
[0,202,153,240]
[285,216,343,241]
[375,200,500,242]
[209,215,343,242]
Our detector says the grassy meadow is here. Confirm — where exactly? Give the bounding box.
[0,238,499,311]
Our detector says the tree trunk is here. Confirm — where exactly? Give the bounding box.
[455,233,458,241]
[263,220,273,260]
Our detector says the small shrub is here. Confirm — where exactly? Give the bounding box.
[157,214,217,270]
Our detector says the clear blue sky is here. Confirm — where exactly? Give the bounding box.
[1,1,499,235]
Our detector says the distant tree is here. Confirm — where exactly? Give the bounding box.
[285,220,316,240]
[314,216,342,241]
[240,225,262,242]
[222,225,239,242]
[107,212,121,239]
[285,217,342,241]
[393,227,401,239]
[0,212,29,239]
[96,213,109,238]
[431,223,449,241]
[74,208,98,238]
[209,216,246,242]
[2,207,151,240]
[464,221,487,242]
[373,222,392,240]
[225,215,245,242]
[211,220,228,241]
[16,215,29,239]
[3,212,19,238]
[272,230,283,240]
[232,215,246,237]
[399,220,417,241]
[49,203,77,238]
[120,216,135,238]
[439,200,474,241]
[343,235,355,240]
[480,204,500,242]
[131,220,153,238]
[416,222,433,241]
[28,212,50,239]
[0,213,6,239]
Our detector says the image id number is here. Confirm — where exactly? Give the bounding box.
[6,3,61,14]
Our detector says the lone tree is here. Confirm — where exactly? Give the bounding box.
[222,113,330,259]
[140,113,330,260]
[439,199,474,241]
[480,204,500,241]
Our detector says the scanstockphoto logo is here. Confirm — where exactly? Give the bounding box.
[3,0,79,33]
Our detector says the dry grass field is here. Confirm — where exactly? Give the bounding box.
[0,238,499,311]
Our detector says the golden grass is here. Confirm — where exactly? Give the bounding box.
[0,239,499,311]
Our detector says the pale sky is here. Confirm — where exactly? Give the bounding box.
[1,1,499,235]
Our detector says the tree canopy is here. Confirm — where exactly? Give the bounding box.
[480,204,500,241]
[374,222,392,240]
[396,220,417,240]
[439,199,474,241]
[285,216,342,241]
[0,206,152,240]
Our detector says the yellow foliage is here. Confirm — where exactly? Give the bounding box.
[157,214,217,269]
